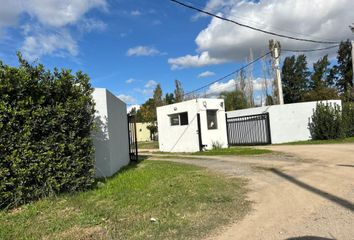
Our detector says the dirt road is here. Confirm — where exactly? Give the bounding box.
[149,144,354,240]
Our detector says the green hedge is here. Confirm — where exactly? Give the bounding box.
[309,102,345,140]
[343,102,354,137]
[0,55,95,208]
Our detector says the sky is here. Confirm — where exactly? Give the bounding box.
[0,0,353,110]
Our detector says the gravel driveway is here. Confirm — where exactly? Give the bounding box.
[147,144,354,240]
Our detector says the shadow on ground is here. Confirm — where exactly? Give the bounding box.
[285,236,334,240]
[269,168,354,212]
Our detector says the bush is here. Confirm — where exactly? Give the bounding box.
[0,54,96,208]
[309,102,345,140]
[342,102,354,137]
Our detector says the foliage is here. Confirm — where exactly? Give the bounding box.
[0,54,95,208]
[219,90,248,111]
[211,141,223,150]
[0,160,250,240]
[342,102,354,137]
[309,102,345,140]
[153,84,163,107]
[332,40,353,97]
[281,54,310,103]
[174,79,184,103]
[164,93,175,104]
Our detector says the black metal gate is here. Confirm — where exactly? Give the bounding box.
[127,114,138,161]
[226,113,271,146]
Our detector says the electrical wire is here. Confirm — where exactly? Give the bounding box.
[282,45,339,53]
[170,0,340,45]
[183,51,271,97]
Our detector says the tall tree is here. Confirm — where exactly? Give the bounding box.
[303,55,339,101]
[310,55,332,90]
[164,93,175,104]
[219,90,248,111]
[281,54,310,103]
[174,79,184,102]
[153,84,163,108]
[332,40,353,101]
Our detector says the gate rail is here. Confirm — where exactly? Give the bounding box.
[127,114,138,161]
[226,112,271,146]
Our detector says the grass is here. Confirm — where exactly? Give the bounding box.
[0,160,250,240]
[281,137,354,145]
[137,141,159,149]
[192,147,272,156]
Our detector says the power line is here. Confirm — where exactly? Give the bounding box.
[184,51,271,97]
[282,44,339,53]
[170,0,340,45]
[187,0,337,43]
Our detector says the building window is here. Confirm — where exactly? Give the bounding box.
[180,112,188,125]
[169,112,188,126]
[207,110,218,129]
[170,114,179,126]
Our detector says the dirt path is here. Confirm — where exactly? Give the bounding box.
[146,144,354,240]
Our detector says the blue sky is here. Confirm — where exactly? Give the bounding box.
[0,0,353,108]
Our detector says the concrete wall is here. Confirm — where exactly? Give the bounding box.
[136,122,152,142]
[92,88,130,177]
[157,98,228,152]
[226,100,342,144]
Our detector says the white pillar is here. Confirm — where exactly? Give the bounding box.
[274,46,284,105]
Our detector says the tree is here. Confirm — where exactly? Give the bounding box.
[153,84,163,108]
[174,80,184,102]
[303,55,339,101]
[281,54,310,103]
[219,90,248,111]
[164,93,175,105]
[139,98,156,123]
[332,40,353,101]
[334,40,353,93]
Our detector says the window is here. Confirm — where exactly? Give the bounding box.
[180,112,188,125]
[169,112,188,126]
[207,110,218,129]
[170,114,179,126]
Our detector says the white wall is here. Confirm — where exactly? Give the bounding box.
[157,99,200,152]
[227,100,342,144]
[92,88,130,177]
[157,98,228,152]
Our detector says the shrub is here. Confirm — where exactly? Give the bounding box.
[309,102,345,140]
[342,102,354,137]
[0,54,96,208]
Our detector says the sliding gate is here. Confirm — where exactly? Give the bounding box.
[226,113,271,146]
[127,114,138,161]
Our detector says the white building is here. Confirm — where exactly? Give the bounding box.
[92,88,130,177]
[226,100,342,144]
[157,98,228,152]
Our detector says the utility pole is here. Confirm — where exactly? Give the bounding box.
[270,40,284,105]
[350,24,354,84]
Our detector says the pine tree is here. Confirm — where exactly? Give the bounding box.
[174,80,184,102]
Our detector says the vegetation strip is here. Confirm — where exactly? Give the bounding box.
[0,160,250,240]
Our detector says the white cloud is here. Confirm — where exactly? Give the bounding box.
[206,79,236,96]
[0,0,107,60]
[126,78,135,84]
[79,18,107,32]
[127,104,140,113]
[21,30,78,61]
[198,71,215,78]
[168,51,227,69]
[117,94,137,104]
[145,80,158,88]
[126,46,161,57]
[172,0,354,67]
[24,0,107,27]
[131,10,141,16]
